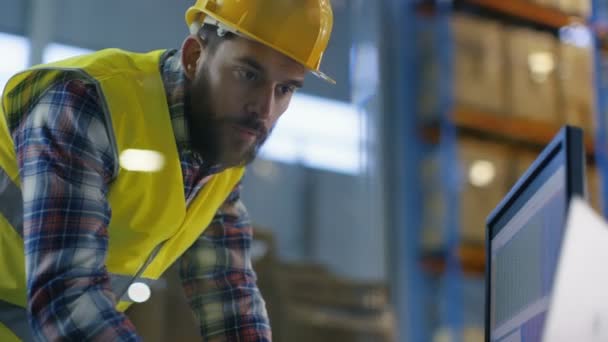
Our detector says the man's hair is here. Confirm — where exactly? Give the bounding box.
[197,25,236,54]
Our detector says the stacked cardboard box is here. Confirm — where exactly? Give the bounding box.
[506,27,562,123]
[530,0,590,16]
[453,14,595,131]
[458,139,513,243]
[557,0,591,16]
[453,14,506,114]
[531,0,559,10]
[276,262,394,342]
[420,139,515,246]
[285,304,394,342]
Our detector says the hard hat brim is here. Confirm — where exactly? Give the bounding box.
[312,70,336,85]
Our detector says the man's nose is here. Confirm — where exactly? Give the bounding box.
[246,86,275,119]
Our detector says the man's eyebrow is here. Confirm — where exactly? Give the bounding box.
[237,56,304,88]
[286,79,304,88]
[236,57,265,73]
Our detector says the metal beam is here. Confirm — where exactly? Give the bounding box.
[26,0,56,66]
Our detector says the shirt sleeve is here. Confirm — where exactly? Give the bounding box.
[178,182,272,342]
[13,76,141,341]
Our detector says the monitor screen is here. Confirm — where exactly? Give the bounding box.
[485,126,586,342]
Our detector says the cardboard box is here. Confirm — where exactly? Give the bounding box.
[276,262,394,342]
[558,42,595,136]
[453,14,506,114]
[459,139,513,243]
[530,0,560,10]
[285,303,394,342]
[506,28,561,123]
[277,262,389,313]
[558,0,591,16]
[420,140,513,245]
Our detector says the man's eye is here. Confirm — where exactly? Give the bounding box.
[236,68,258,81]
[278,85,296,95]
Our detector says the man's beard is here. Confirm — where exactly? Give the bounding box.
[185,66,270,168]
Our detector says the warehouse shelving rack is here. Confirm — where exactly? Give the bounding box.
[416,0,608,273]
[407,0,608,340]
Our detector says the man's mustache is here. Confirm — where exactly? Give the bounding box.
[228,115,268,139]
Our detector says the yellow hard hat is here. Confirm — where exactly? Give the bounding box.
[185,0,335,84]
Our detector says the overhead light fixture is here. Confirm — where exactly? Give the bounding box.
[528,51,555,83]
[469,160,496,188]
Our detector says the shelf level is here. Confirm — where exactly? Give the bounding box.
[454,108,596,155]
[422,107,597,158]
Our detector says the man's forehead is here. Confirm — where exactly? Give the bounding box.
[220,37,307,74]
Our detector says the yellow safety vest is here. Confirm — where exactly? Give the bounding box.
[0,49,245,341]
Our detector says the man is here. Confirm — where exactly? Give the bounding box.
[0,0,334,340]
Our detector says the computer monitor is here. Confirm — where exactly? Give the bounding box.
[485,126,587,342]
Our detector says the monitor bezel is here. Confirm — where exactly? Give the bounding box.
[484,125,586,342]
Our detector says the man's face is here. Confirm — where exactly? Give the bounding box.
[183,34,307,167]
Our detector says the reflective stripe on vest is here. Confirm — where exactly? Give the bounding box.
[0,167,22,237]
[0,300,33,342]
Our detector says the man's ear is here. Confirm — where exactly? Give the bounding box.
[181,35,206,80]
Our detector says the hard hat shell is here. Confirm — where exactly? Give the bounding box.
[186,0,335,84]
